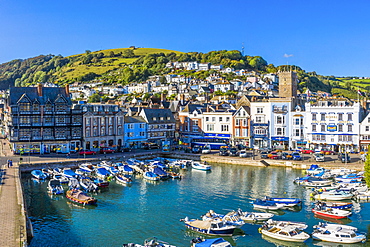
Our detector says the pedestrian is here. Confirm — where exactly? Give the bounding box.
[7,159,10,168]
[9,159,12,167]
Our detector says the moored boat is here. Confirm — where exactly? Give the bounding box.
[116,174,132,185]
[191,161,211,171]
[235,208,274,222]
[315,201,353,210]
[63,168,79,179]
[312,208,351,219]
[80,177,98,192]
[313,222,358,231]
[66,189,97,205]
[93,178,109,188]
[190,237,232,247]
[312,224,366,243]
[95,167,111,180]
[47,179,64,195]
[253,199,285,210]
[31,170,48,180]
[259,225,310,242]
[312,191,353,201]
[122,237,177,247]
[181,217,237,236]
[264,219,308,230]
[143,171,160,181]
[263,196,301,207]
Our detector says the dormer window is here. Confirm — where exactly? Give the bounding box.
[153,117,157,121]
[33,103,40,111]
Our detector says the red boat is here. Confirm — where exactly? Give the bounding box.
[66,189,97,205]
[312,208,351,219]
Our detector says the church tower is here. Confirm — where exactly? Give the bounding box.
[278,70,298,98]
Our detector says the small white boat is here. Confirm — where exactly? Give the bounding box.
[80,177,98,192]
[191,161,211,171]
[53,174,69,184]
[259,225,310,242]
[122,237,177,247]
[182,217,237,236]
[312,208,352,219]
[47,179,64,195]
[235,208,274,222]
[253,199,285,210]
[312,225,366,243]
[330,168,356,176]
[116,174,132,185]
[313,222,358,232]
[143,171,160,181]
[312,191,353,201]
[264,219,308,230]
[202,210,245,228]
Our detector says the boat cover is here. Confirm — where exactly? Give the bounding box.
[152,167,168,176]
[308,164,319,170]
[188,220,211,229]
[96,168,110,176]
[195,238,228,247]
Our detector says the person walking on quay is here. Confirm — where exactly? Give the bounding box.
[7,159,10,168]
[9,159,12,167]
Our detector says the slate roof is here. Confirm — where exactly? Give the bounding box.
[124,116,146,124]
[9,86,71,105]
[140,108,176,124]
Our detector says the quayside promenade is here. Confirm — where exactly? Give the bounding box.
[0,145,365,246]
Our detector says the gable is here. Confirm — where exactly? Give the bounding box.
[17,94,32,104]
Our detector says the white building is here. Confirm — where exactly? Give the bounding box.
[250,100,272,149]
[304,99,363,152]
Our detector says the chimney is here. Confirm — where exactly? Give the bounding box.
[65,84,70,96]
[37,83,43,97]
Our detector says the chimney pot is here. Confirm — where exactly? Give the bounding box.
[37,83,43,97]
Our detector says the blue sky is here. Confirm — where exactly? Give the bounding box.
[1,0,370,77]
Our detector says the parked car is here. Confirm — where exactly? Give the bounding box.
[143,142,159,149]
[313,153,325,162]
[239,150,248,158]
[219,146,229,156]
[260,151,269,159]
[281,152,293,160]
[229,147,238,156]
[320,149,336,155]
[338,153,351,163]
[291,152,302,160]
[268,151,281,159]
[300,148,315,154]
[201,145,211,154]
[100,147,115,154]
[122,147,132,152]
[79,150,96,155]
[192,145,202,154]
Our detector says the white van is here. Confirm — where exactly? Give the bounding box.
[202,145,211,154]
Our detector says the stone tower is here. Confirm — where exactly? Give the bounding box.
[278,70,298,98]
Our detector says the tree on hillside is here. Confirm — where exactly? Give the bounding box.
[122,49,135,58]
[88,93,101,103]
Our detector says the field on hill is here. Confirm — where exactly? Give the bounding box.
[57,48,183,81]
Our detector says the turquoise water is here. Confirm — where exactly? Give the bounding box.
[22,164,370,247]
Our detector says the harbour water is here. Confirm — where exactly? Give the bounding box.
[22,164,370,247]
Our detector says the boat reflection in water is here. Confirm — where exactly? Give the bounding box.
[254,208,285,216]
[313,240,366,247]
[313,214,352,224]
[262,234,308,247]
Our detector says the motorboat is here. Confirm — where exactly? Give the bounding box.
[306,165,327,175]
[116,174,132,185]
[330,168,356,176]
[259,224,310,242]
[143,171,160,181]
[191,161,211,171]
[201,210,245,228]
[190,237,232,247]
[47,179,64,195]
[151,166,170,180]
[93,178,109,188]
[312,190,353,200]
[80,177,98,192]
[63,168,79,179]
[312,208,352,219]
[52,167,63,175]
[31,170,48,180]
[181,217,237,236]
[68,178,81,190]
[263,196,301,207]
[235,208,274,222]
[41,168,52,178]
[95,167,111,180]
[294,176,333,187]
[168,172,181,179]
[122,237,177,247]
[66,189,97,205]
[53,174,69,184]
[312,224,366,243]
[253,199,285,210]
[119,164,134,175]
[313,222,358,232]
[314,201,353,210]
[335,173,364,183]
[264,219,308,230]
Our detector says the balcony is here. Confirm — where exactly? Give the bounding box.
[71,136,82,139]
[55,136,67,140]
[19,111,32,115]
[43,136,54,140]
[44,111,53,115]
[55,111,68,115]
[72,122,82,126]
[19,123,31,126]
[55,123,68,126]
[19,137,31,141]
[32,123,42,126]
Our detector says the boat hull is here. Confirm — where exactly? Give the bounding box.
[312,209,350,219]
[184,224,235,236]
[261,230,309,242]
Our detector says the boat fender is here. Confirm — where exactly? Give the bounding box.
[258,227,262,233]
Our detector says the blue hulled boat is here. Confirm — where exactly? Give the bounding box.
[31,170,48,180]
[63,168,79,179]
[253,199,284,210]
[143,171,160,181]
[182,217,237,236]
[191,237,232,247]
[263,196,301,207]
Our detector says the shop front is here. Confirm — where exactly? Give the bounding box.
[42,142,70,154]
[13,143,41,154]
[271,137,289,150]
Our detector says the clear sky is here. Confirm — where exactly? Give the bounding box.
[1,0,370,77]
